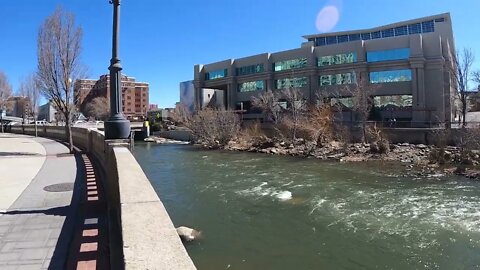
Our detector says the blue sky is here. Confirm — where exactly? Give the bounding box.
[0,0,479,108]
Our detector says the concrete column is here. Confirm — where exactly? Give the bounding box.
[410,61,426,126]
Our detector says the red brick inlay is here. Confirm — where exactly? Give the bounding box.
[82,229,99,237]
[76,260,96,270]
[79,242,98,253]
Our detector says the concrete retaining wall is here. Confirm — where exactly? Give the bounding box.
[9,126,196,270]
[156,130,193,141]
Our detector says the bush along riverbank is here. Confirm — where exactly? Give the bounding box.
[169,97,480,181]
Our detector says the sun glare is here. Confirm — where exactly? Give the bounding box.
[315,5,340,33]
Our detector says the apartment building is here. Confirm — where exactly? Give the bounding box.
[74,75,149,120]
[193,13,456,126]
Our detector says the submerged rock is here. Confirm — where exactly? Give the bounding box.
[176,226,201,242]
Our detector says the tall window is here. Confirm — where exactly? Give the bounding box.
[205,69,228,80]
[367,48,410,62]
[319,73,355,86]
[273,58,308,72]
[276,77,308,89]
[236,64,264,76]
[238,80,264,92]
[330,97,354,109]
[370,69,412,83]
[318,52,357,67]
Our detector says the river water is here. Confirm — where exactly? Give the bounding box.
[133,143,480,270]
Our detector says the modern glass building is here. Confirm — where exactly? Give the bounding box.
[193,13,456,126]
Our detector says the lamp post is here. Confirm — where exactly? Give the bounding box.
[104,0,130,139]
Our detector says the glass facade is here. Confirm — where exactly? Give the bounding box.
[205,69,228,80]
[238,80,264,92]
[326,36,338,45]
[395,25,408,36]
[236,64,264,76]
[276,77,308,89]
[331,97,353,109]
[381,28,394,38]
[318,52,357,67]
[408,23,421,34]
[371,31,381,39]
[274,58,308,72]
[338,35,349,43]
[311,18,442,47]
[367,48,410,62]
[422,20,434,33]
[374,95,413,109]
[319,72,355,86]
[370,69,412,83]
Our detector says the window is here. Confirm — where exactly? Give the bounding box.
[326,36,338,45]
[205,69,228,80]
[394,26,408,36]
[422,20,434,33]
[367,48,410,62]
[238,80,264,92]
[361,32,371,40]
[330,97,353,109]
[371,31,381,39]
[381,28,394,38]
[316,37,326,46]
[319,73,355,86]
[338,35,349,43]
[370,69,412,83]
[408,23,421,34]
[435,18,445,23]
[349,33,361,41]
[318,52,357,67]
[273,58,308,71]
[236,64,264,76]
[276,77,308,89]
[374,95,413,109]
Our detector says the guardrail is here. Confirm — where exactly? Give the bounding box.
[8,125,196,270]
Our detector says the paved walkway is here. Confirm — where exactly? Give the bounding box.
[0,133,109,270]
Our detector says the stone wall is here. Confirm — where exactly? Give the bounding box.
[8,125,196,270]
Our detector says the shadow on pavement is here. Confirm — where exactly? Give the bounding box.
[0,152,43,156]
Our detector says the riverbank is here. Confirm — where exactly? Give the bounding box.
[223,139,480,181]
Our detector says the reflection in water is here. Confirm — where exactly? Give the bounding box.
[133,143,480,270]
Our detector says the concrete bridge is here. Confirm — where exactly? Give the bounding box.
[4,126,196,269]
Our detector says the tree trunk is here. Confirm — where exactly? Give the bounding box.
[65,113,74,153]
[34,113,38,137]
[462,101,467,127]
[0,113,3,133]
[362,120,366,143]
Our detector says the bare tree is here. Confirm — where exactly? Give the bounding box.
[36,7,85,152]
[85,96,109,120]
[279,87,307,143]
[171,103,192,126]
[349,73,377,143]
[473,70,480,90]
[19,73,40,136]
[451,48,475,127]
[251,90,282,124]
[0,71,13,133]
[188,108,240,148]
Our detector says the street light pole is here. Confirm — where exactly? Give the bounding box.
[105,0,130,139]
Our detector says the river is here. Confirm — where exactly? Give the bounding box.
[133,143,480,270]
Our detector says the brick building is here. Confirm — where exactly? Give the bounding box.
[6,96,31,118]
[74,75,149,120]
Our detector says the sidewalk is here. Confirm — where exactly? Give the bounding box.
[0,133,109,270]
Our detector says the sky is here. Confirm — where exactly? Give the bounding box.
[0,0,479,108]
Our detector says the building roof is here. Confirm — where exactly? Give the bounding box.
[302,13,450,40]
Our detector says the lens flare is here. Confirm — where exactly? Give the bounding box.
[315,5,340,33]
